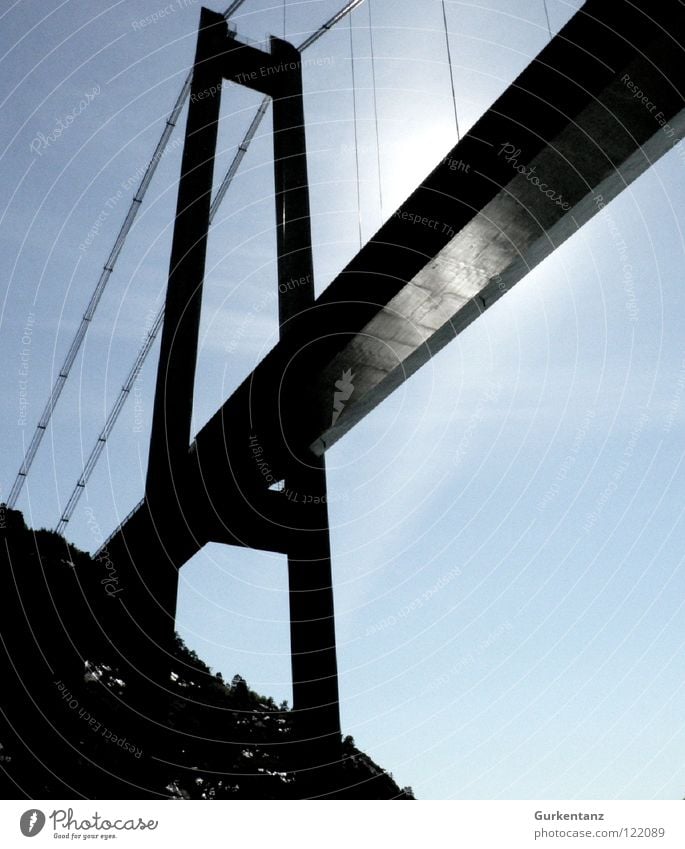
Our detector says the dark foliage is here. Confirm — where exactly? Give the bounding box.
[0,506,413,799]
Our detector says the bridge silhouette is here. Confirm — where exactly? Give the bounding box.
[5,0,685,789]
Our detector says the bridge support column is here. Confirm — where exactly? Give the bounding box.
[134,12,343,787]
[146,7,225,547]
[271,35,343,780]
[130,8,226,768]
[285,456,342,782]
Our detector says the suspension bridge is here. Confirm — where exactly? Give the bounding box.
[4,0,685,782]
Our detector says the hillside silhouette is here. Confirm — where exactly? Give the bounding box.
[0,506,413,799]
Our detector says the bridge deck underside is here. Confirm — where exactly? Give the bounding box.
[105,0,684,564]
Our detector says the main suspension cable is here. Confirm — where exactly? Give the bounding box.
[298,0,366,51]
[6,1,247,510]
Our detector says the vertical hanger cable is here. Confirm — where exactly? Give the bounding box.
[441,0,460,141]
[349,12,363,248]
[368,0,383,220]
[543,0,552,37]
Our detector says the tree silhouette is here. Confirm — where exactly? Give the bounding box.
[0,506,414,799]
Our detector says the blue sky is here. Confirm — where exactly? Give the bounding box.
[1,0,684,800]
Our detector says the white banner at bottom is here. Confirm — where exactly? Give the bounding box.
[1,800,684,848]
